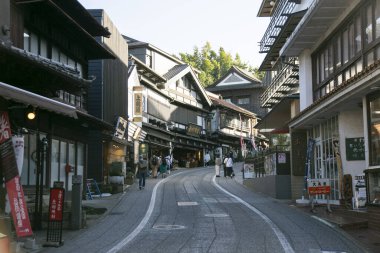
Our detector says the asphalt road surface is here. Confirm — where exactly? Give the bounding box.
[40,167,367,253]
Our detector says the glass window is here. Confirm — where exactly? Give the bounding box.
[366,4,374,44]
[328,44,333,75]
[77,142,85,176]
[225,97,232,103]
[30,32,38,55]
[320,52,325,81]
[40,38,48,58]
[237,97,250,105]
[376,0,380,38]
[366,49,375,66]
[52,46,59,62]
[343,29,349,64]
[349,23,355,57]
[369,95,380,166]
[23,30,30,51]
[335,35,342,69]
[356,59,363,73]
[355,16,362,52]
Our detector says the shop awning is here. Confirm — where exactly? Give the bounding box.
[0,81,77,118]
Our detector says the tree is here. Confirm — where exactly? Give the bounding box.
[178,42,262,87]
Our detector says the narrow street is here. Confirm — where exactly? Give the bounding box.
[38,165,366,253]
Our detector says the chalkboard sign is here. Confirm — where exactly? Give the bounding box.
[345,137,365,161]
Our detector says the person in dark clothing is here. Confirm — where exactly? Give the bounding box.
[138,155,148,190]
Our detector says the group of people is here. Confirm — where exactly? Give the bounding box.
[214,152,235,178]
[136,154,173,190]
[137,151,234,190]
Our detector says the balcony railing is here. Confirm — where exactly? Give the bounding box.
[259,0,299,54]
[260,57,299,108]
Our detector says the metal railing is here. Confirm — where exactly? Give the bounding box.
[259,0,298,53]
[260,57,299,108]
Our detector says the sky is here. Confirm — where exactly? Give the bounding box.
[78,0,270,68]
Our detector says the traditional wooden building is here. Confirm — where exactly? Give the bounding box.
[258,0,380,225]
[207,91,260,160]
[206,66,267,118]
[126,37,217,167]
[0,0,114,218]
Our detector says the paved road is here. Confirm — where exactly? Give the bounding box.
[40,167,367,253]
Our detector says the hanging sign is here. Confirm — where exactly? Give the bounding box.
[0,111,33,238]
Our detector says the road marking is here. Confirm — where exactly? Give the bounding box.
[153,224,186,230]
[106,172,185,253]
[205,213,229,218]
[177,201,198,206]
[213,175,296,253]
[311,215,335,228]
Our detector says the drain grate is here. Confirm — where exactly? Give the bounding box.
[153,224,186,230]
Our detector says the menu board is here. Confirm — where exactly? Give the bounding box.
[345,137,365,161]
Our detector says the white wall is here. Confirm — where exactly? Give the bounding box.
[298,49,313,110]
[339,110,366,177]
[152,50,178,75]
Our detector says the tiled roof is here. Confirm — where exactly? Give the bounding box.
[207,91,256,117]
[163,65,189,80]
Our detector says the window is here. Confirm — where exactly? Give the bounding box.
[225,97,232,103]
[368,94,380,166]
[313,1,380,101]
[237,97,250,105]
[366,4,374,44]
[376,0,380,38]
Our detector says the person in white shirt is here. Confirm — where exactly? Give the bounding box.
[204,151,211,167]
[224,153,234,178]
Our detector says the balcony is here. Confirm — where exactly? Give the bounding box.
[258,0,305,71]
[261,57,299,108]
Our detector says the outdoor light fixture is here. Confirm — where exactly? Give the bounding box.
[27,109,36,120]
[270,1,276,6]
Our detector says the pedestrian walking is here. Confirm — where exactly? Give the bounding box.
[137,155,148,190]
[223,155,228,177]
[150,154,159,178]
[225,153,234,178]
[159,158,168,178]
[204,151,211,167]
[215,154,221,177]
[165,154,172,174]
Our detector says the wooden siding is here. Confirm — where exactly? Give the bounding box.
[87,60,104,119]
[10,1,24,48]
[87,130,104,182]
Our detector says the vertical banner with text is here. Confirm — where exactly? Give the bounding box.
[0,111,33,237]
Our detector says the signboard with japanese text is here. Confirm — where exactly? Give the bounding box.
[0,111,33,237]
[345,137,365,161]
[186,123,201,137]
[114,117,128,140]
[307,178,331,195]
[134,93,143,116]
[48,188,65,222]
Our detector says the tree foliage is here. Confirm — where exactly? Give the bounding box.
[178,42,263,87]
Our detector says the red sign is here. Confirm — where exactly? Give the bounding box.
[5,176,33,237]
[308,179,331,195]
[0,112,33,237]
[48,188,65,221]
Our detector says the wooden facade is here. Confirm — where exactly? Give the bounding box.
[0,0,114,220]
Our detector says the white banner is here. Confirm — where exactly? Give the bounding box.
[12,136,24,175]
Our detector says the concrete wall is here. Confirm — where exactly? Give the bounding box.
[152,50,178,76]
[291,175,304,200]
[339,109,366,178]
[243,175,291,199]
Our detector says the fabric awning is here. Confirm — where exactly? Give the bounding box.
[0,81,77,118]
